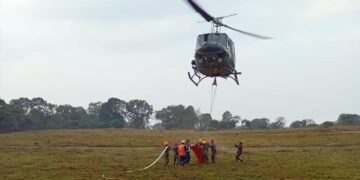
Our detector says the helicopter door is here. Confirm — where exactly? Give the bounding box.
[228,39,236,67]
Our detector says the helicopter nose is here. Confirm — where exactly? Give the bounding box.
[198,43,224,54]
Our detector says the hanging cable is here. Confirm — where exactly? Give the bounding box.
[206,78,218,131]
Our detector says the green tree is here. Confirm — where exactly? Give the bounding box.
[222,111,233,121]
[303,119,318,128]
[181,106,198,129]
[9,98,32,115]
[29,97,56,129]
[99,98,127,128]
[152,123,163,130]
[126,99,153,129]
[55,105,88,129]
[290,119,316,128]
[155,105,185,130]
[270,116,286,129]
[87,101,103,127]
[8,98,32,130]
[0,99,11,131]
[218,111,240,129]
[87,102,102,117]
[250,118,270,129]
[290,120,305,128]
[208,119,220,130]
[197,113,212,130]
[337,114,360,125]
[241,119,251,130]
[321,121,335,128]
[110,119,123,128]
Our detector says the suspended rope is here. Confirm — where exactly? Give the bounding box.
[206,78,218,131]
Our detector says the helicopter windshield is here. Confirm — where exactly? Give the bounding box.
[197,33,228,46]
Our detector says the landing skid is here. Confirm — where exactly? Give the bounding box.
[188,71,208,86]
[228,70,242,85]
[188,70,242,86]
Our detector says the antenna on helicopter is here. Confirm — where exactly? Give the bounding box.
[186,0,272,39]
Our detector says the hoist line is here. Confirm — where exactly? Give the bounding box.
[206,79,218,131]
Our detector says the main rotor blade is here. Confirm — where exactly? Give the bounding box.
[186,0,214,22]
[222,24,272,39]
[218,13,238,20]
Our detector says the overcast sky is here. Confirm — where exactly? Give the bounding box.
[1,0,359,124]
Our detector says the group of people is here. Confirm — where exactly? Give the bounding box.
[192,139,217,163]
[163,139,243,167]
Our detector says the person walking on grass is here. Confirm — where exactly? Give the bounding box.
[163,141,171,167]
[185,139,191,164]
[235,141,243,162]
[209,139,217,163]
[172,142,179,166]
[178,140,187,166]
[201,141,209,161]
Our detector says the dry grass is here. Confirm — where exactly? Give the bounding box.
[1,126,360,179]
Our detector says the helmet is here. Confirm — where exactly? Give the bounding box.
[163,141,169,145]
[202,141,206,144]
[181,140,185,144]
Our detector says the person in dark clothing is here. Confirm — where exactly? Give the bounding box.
[209,139,217,163]
[185,139,191,164]
[172,142,179,166]
[201,141,209,161]
[163,141,171,167]
[235,141,243,162]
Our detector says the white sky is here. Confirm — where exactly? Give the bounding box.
[1,0,359,124]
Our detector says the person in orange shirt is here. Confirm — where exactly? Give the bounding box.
[178,140,187,166]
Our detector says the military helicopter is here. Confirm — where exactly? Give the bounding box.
[186,0,271,86]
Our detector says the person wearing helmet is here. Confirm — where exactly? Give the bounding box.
[185,139,191,164]
[178,140,187,166]
[201,140,209,161]
[172,142,179,166]
[235,141,243,162]
[163,141,170,167]
[209,139,217,163]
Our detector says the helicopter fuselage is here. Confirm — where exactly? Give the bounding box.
[193,33,236,77]
[186,0,270,86]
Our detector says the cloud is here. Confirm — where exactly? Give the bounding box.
[303,0,360,21]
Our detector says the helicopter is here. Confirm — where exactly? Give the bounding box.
[186,0,272,86]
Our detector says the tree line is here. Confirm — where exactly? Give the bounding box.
[0,97,359,132]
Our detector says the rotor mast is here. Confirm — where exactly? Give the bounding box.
[187,0,272,39]
[210,14,237,33]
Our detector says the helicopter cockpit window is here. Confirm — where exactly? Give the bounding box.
[197,33,228,46]
[207,34,227,45]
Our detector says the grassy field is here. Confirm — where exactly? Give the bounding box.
[1,127,360,180]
